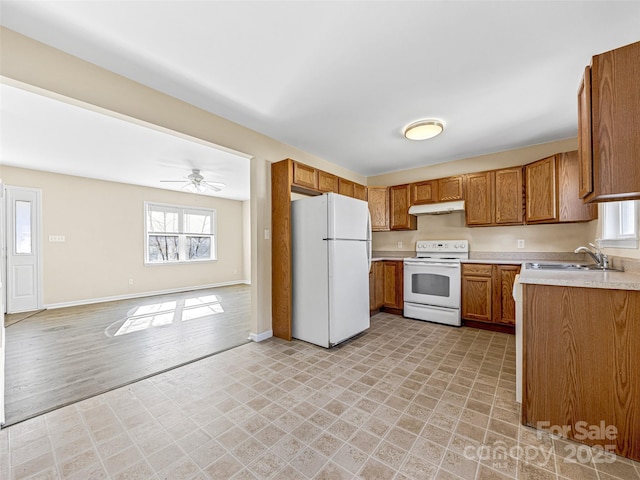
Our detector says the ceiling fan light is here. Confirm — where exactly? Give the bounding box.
[404,120,444,140]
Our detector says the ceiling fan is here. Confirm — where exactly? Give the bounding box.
[160,169,225,193]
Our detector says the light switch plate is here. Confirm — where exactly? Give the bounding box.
[49,235,65,242]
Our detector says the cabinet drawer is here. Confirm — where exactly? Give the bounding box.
[462,263,492,277]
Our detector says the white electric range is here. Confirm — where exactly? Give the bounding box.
[403,240,469,326]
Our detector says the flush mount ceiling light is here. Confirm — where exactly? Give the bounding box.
[403,119,444,140]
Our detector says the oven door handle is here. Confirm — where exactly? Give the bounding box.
[404,262,459,268]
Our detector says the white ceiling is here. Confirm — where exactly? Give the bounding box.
[1,1,639,180]
[0,83,251,200]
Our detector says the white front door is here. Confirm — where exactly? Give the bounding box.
[6,186,42,313]
[1,181,5,425]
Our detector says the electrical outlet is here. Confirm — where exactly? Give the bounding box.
[264,229,270,240]
[517,239,525,249]
[397,241,403,249]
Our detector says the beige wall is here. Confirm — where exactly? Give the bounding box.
[242,200,251,282]
[1,166,247,306]
[367,138,579,186]
[371,138,599,253]
[373,214,597,253]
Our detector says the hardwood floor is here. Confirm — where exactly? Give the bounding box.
[4,309,45,328]
[4,284,250,426]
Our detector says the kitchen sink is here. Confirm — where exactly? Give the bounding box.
[525,262,622,272]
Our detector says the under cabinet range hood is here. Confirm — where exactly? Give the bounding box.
[408,200,465,215]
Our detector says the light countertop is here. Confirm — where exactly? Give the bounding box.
[517,265,640,291]
[371,251,640,290]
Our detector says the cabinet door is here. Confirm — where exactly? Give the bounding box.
[578,66,593,199]
[367,186,390,232]
[525,156,558,223]
[495,167,524,225]
[410,180,438,205]
[590,41,640,202]
[465,172,493,225]
[557,151,597,222]
[369,268,376,311]
[338,179,355,197]
[292,162,317,189]
[318,171,339,193]
[353,183,367,201]
[492,265,519,325]
[461,275,492,322]
[523,284,640,460]
[382,261,403,309]
[438,176,464,201]
[389,185,417,230]
[374,261,384,309]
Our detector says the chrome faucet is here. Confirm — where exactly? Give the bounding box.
[574,243,609,269]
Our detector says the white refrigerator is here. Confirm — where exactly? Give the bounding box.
[291,193,372,348]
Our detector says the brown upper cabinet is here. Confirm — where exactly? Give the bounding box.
[410,180,438,204]
[437,176,464,201]
[465,168,524,226]
[495,168,524,224]
[525,151,597,224]
[338,178,355,197]
[367,186,390,231]
[578,40,640,202]
[409,176,463,205]
[289,160,366,198]
[465,172,493,225]
[389,184,417,230]
[292,161,317,190]
[318,170,339,193]
[525,156,558,223]
[353,183,367,200]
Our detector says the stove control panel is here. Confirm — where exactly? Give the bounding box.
[416,239,469,253]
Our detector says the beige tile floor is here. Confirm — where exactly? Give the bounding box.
[1,313,639,479]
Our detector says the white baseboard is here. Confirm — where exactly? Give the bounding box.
[44,281,248,310]
[249,330,273,342]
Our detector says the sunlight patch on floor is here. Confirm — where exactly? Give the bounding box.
[116,294,224,336]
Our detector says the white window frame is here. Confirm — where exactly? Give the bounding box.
[599,200,639,249]
[144,202,217,265]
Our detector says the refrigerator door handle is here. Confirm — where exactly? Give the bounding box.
[367,209,372,272]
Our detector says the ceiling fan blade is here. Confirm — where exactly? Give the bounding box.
[202,181,223,192]
[160,180,188,183]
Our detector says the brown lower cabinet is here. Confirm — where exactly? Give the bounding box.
[369,261,384,311]
[369,260,403,314]
[461,263,519,331]
[523,284,640,461]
